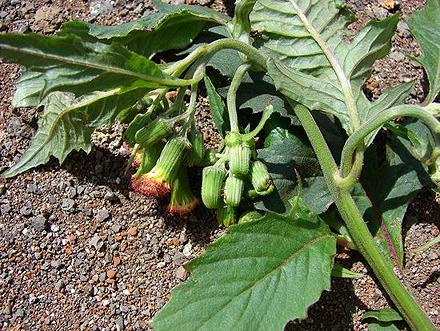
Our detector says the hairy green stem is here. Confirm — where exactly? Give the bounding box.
[167,38,267,78]
[227,64,251,132]
[341,105,440,177]
[181,81,200,135]
[293,104,436,331]
[242,104,273,140]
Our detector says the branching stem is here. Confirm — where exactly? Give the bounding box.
[166,38,267,78]
[341,105,440,179]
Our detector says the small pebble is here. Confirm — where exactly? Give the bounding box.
[176,266,188,280]
[104,191,119,203]
[50,224,60,232]
[113,256,121,267]
[61,198,75,212]
[107,269,117,279]
[96,208,110,222]
[127,227,138,236]
[31,216,47,232]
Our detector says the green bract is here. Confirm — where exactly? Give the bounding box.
[135,117,173,148]
[1,0,439,330]
[201,165,226,209]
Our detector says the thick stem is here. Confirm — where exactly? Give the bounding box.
[341,105,440,177]
[227,64,251,132]
[293,104,436,331]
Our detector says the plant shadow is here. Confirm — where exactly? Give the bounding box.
[62,146,133,198]
[284,251,369,331]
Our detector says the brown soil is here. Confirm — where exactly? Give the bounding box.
[0,1,439,330]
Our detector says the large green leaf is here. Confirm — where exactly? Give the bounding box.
[60,1,229,57]
[256,120,334,214]
[0,33,184,108]
[352,138,429,268]
[153,202,336,331]
[2,88,146,178]
[254,0,407,134]
[408,0,440,104]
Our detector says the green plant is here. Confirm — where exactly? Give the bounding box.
[1,0,439,329]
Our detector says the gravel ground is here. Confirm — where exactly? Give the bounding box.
[0,0,439,330]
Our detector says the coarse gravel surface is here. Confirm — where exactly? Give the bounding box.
[0,0,439,330]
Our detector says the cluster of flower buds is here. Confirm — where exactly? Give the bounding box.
[201,131,274,226]
[129,111,215,216]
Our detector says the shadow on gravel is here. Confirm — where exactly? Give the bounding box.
[65,146,222,245]
[63,147,132,198]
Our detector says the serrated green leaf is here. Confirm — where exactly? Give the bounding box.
[256,123,333,214]
[204,75,229,136]
[3,88,146,178]
[255,0,402,134]
[0,33,186,108]
[408,0,440,104]
[352,138,430,268]
[331,264,364,279]
[251,0,353,74]
[153,204,336,331]
[60,1,229,57]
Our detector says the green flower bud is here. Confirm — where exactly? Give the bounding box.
[135,117,173,148]
[124,112,152,147]
[201,165,226,209]
[117,96,153,124]
[224,174,244,207]
[131,137,190,197]
[216,204,236,227]
[201,148,218,166]
[250,160,272,193]
[168,167,198,216]
[229,144,251,177]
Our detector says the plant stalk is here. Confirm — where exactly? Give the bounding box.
[293,104,436,331]
[167,38,267,78]
[227,63,251,132]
